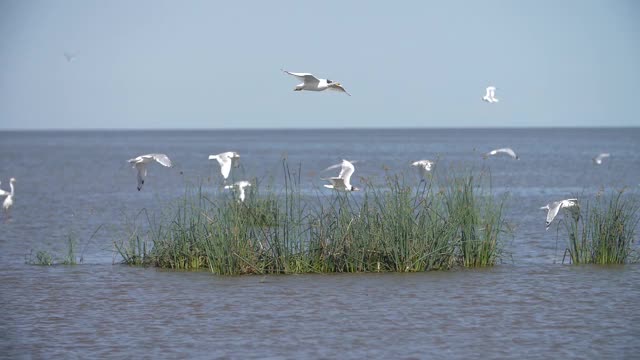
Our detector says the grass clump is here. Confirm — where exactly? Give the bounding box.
[116,161,507,274]
[564,190,639,264]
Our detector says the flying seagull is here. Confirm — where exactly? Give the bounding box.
[209,151,240,180]
[64,52,76,62]
[411,160,435,180]
[482,86,499,103]
[593,153,610,165]
[127,154,173,191]
[224,180,251,202]
[484,148,519,160]
[282,69,351,96]
[1,178,16,217]
[540,198,579,229]
[323,159,360,191]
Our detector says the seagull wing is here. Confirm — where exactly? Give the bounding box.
[150,154,172,167]
[339,160,355,184]
[546,201,563,227]
[501,148,517,159]
[327,177,346,189]
[282,70,320,85]
[329,84,351,96]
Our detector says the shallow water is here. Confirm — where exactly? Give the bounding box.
[1,128,639,358]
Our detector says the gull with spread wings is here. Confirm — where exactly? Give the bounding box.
[282,69,351,96]
[127,154,173,191]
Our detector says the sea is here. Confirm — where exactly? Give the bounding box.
[1,128,639,359]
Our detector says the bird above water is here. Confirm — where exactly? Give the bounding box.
[593,153,610,165]
[127,154,173,191]
[411,160,435,180]
[323,159,360,191]
[282,69,351,96]
[484,148,519,160]
[224,180,252,202]
[209,151,240,180]
[482,86,499,103]
[540,198,579,229]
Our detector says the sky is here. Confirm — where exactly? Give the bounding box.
[0,0,638,129]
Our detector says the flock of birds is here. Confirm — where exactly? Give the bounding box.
[0,68,614,230]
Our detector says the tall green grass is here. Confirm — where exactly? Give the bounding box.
[115,161,507,274]
[564,190,639,264]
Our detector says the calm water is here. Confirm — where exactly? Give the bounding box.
[1,128,639,358]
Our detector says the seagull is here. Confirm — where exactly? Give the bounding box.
[1,178,16,216]
[484,148,519,160]
[282,69,351,96]
[209,151,240,180]
[593,153,610,165]
[224,180,251,202]
[540,198,579,229]
[323,159,360,191]
[411,160,435,180]
[127,154,173,191]
[64,52,76,62]
[482,86,499,103]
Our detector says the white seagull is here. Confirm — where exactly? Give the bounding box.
[224,180,251,202]
[411,160,435,180]
[593,153,610,165]
[1,178,16,216]
[323,160,360,191]
[127,154,173,191]
[209,151,240,180]
[540,198,579,229]
[482,86,499,103]
[282,69,351,96]
[484,148,519,160]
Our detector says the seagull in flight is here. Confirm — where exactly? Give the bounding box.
[411,160,435,180]
[224,180,251,202]
[323,159,360,191]
[593,153,610,165]
[1,178,16,217]
[282,69,351,96]
[484,148,519,160]
[482,86,499,103]
[209,151,240,180]
[540,198,579,229]
[64,52,76,62]
[127,154,173,191]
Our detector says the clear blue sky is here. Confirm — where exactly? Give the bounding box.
[0,0,638,129]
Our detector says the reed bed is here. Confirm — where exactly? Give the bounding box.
[563,190,639,264]
[115,161,507,274]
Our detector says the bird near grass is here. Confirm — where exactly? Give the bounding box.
[127,154,173,191]
[209,151,240,181]
[540,198,579,229]
[224,180,251,202]
[484,148,519,160]
[323,159,360,191]
[411,160,435,180]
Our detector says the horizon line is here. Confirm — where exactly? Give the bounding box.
[1,125,638,132]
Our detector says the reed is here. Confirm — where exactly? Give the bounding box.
[116,161,507,274]
[564,190,639,264]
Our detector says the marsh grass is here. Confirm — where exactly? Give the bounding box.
[563,190,639,264]
[116,160,507,274]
